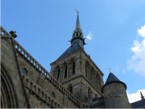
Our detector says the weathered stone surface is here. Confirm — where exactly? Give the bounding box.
[103,83,131,108]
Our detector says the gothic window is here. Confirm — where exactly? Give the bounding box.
[72,61,75,74]
[56,66,60,80]
[1,64,18,108]
[64,63,67,78]
[68,84,73,93]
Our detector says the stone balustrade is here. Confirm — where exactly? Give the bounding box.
[0,26,11,37]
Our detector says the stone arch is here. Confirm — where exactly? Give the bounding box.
[1,64,18,108]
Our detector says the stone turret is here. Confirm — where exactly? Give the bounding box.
[102,72,131,108]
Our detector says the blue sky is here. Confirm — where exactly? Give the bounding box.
[2,0,145,102]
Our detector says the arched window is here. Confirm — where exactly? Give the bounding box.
[1,64,18,108]
[68,84,73,93]
[72,61,75,74]
[57,66,60,80]
[64,63,67,78]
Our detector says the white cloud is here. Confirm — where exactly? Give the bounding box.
[138,25,145,38]
[85,32,93,41]
[128,24,145,76]
[127,89,145,103]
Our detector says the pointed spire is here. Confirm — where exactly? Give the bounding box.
[140,91,144,100]
[75,10,81,30]
[70,10,85,49]
[105,72,120,84]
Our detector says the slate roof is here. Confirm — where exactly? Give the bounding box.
[102,73,127,92]
[51,42,104,76]
[105,73,120,84]
[131,99,145,108]
[56,43,82,61]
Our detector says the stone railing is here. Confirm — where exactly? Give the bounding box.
[0,26,11,37]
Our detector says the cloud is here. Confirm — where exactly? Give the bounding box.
[127,89,145,103]
[85,32,93,41]
[138,25,145,38]
[128,24,145,76]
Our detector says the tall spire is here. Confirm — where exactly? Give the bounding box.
[70,10,85,49]
[75,10,81,30]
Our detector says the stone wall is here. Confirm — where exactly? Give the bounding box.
[1,36,28,107]
[103,82,131,108]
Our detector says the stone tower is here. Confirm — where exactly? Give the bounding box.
[102,72,131,108]
[50,13,104,104]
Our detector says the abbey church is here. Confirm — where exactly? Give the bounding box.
[1,13,145,108]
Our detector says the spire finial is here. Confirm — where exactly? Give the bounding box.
[140,91,144,100]
[75,9,81,30]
